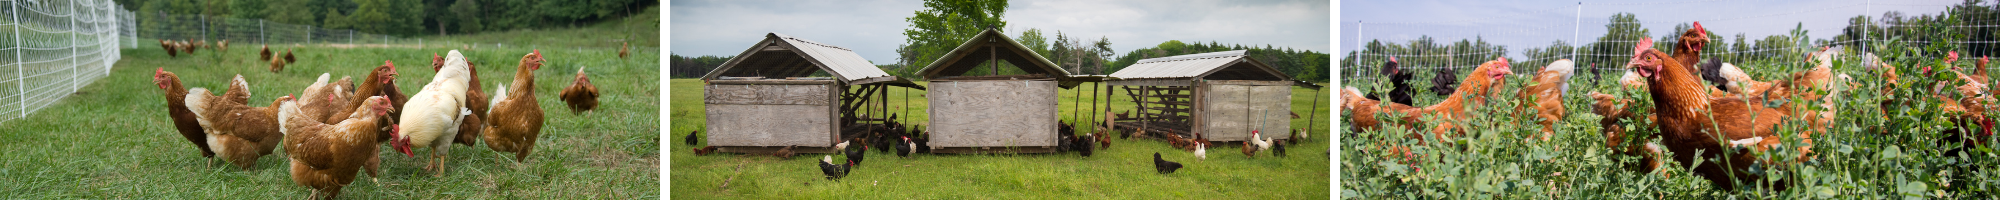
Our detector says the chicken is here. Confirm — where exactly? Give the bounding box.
[1672,22,1710,73]
[284,49,298,64]
[1365,57,1416,105]
[154,69,214,158]
[1193,143,1206,161]
[1627,37,1814,190]
[482,50,548,162]
[269,53,287,73]
[295,73,354,124]
[1272,139,1287,157]
[1250,131,1271,151]
[1094,131,1112,150]
[896,136,914,158]
[1153,153,1183,174]
[1429,66,1461,96]
[774,145,797,159]
[280,96,395,200]
[431,53,488,147]
[1393,57,1514,141]
[559,67,600,115]
[1341,86,1414,133]
[845,140,866,166]
[692,146,719,156]
[180,40,195,55]
[833,140,851,154]
[1077,133,1096,157]
[684,131,699,146]
[1241,141,1257,158]
[1513,59,1575,138]
[328,62,399,132]
[161,40,179,58]
[619,42,630,59]
[184,75,291,169]
[260,45,272,61]
[217,39,228,51]
[392,52,475,176]
[819,155,852,181]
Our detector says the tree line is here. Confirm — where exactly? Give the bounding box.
[1342,0,2000,83]
[127,0,656,37]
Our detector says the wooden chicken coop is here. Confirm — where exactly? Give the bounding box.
[1105,50,1313,142]
[913,28,1079,153]
[699,33,922,154]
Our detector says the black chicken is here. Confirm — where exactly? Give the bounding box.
[1272,139,1287,157]
[897,136,915,158]
[1154,153,1183,174]
[684,131,700,145]
[846,142,867,166]
[914,137,931,153]
[1428,66,1459,97]
[875,135,896,153]
[1698,58,1730,91]
[1078,134,1096,157]
[1364,56,1416,105]
[819,156,852,181]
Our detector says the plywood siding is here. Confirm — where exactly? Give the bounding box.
[927,80,1059,147]
[1199,82,1292,141]
[705,83,838,147]
[705,84,834,105]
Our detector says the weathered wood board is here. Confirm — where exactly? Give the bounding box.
[1198,82,1292,142]
[926,80,1059,148]
[705,83,839,148]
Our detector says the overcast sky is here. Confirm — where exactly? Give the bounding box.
[1340,0,1964,61]
[671,0,1331,65]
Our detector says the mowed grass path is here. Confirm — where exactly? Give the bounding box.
[0,44,659,198]
[668,79,1331,199]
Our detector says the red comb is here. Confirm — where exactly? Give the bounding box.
[1389,56,1398,63]
[1635,38,1654,53]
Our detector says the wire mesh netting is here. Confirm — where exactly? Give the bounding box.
[0,0,124,123]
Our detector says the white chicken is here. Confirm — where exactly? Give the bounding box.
[392,50,474,176]
[1250,131,1271,151]
[1194,143,1207,161]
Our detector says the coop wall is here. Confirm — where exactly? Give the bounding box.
[925,80,1060,148]
[1197,81,1293,142]
[704,82,840,148]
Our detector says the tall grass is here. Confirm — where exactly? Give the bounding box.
[1340,36,2000,198]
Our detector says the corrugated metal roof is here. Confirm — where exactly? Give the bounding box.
[768,33,895,82]
[1109,50,1258,79]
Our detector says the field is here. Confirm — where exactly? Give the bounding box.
[1340,41,2000,198]
[668,79,1331,199]
[0,16,661,199]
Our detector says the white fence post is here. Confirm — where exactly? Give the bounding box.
[258,19,263,44]
[305,25,311,44]
[1571,2,1582,62]
[70,0,78,95]
[14,0,25,117]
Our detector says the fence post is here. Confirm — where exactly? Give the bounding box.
[199,15,206,43]
[14,0,24,117]
[1864,0,1871,55]
[1571,2,1582,62]
[258,19,263,44]
[348,30,353,45]
[305,25,311,44]
[1351,21,1362,79]
[70,0,78,95]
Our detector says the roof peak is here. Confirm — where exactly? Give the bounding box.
[1134,50,1248,64]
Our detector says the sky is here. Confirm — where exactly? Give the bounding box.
[670,0,1332,65]
[1340,0,1963,61]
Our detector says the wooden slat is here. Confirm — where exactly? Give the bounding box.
[929,146,1059,154]
[716,146,838,154]
[707,80,838,85]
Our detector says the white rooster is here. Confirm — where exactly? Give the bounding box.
[393,50,474,176]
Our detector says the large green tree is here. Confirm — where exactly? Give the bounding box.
[900,0,1008,74]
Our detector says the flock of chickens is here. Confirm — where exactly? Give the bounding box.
[1342,21,2000,191]
[151,45,604,198]
[686,112,1315,181]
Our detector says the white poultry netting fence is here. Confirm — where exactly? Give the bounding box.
[138,13,423,48]
[1341,0,1988,92]
[0,0,125,123]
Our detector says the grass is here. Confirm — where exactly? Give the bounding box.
[0,26,661,198]
[668,79,1331,199]
[1341,41,2000,197]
